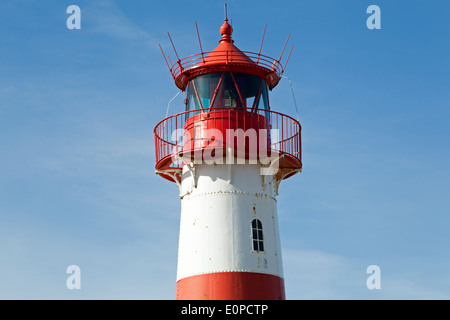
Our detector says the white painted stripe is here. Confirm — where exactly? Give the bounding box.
[176,163,284,281]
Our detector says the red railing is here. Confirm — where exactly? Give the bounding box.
[159,48,292,90]
[168,50,284,80]
[154,108,301,172]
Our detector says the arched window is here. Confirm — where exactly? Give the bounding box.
[251,219,264,252]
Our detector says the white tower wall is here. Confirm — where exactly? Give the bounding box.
[176,163,284,282]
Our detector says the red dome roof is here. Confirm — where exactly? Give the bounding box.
[196,20,256,67]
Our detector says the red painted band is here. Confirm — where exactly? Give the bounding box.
[176,272,285,300]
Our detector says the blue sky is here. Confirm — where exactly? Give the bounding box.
[1,0,449,299]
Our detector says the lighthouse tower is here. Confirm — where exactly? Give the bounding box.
[155,4,302,300]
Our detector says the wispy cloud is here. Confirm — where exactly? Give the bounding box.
[86,0,158,49]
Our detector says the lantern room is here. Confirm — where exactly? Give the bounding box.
[155,11,302,186]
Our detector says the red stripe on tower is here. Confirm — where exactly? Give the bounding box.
[177,272,285,300]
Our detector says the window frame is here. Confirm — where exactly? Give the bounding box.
[185,72,270,112]
[251,218,265,253]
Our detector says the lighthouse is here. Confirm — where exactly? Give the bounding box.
[155,3,302,300]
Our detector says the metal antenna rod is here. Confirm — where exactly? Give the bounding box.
[258,23,267,56]
[256,23,267,64]
[224,0,228,21]
[159,44,172,74]
[167,32,181,63]
[195,21,205,62]
[278,33,291,63]
[283,44,294,73]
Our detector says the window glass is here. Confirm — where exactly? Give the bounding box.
[186,73,222,112]
[234,73,268,110]
[212,73,242,109]
[186,72,269,113]
[258,82,269,117]
[251,218,264,252]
